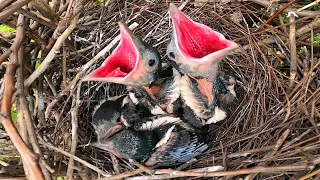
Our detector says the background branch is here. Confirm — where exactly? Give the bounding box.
[0,14,44,180]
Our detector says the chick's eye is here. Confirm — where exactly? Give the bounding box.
[148,59,156,67]
[169,52,175,58]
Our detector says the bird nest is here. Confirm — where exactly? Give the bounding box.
[1,0,320,179]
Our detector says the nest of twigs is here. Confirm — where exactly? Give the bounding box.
[0,0,320,179]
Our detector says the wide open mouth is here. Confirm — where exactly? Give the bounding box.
[170,4,236,59]
[86,22,139,80]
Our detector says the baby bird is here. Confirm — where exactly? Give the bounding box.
[127,64,181,116]
[91,101,207,166]
[166,3,238,126]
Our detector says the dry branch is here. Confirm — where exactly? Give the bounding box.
[298,168,320,180]
[0,15,44,180]
[18,9,57,29]
[0,0,33,21]
[296,17,320,37]
[17,45,52,179]
[31,0,58,23]
[245,129,291,180]
[126,166,224,180]
[24,14,79,88]
[66,84,81,179]
[39,140,110,177]
[100,164,314,180]
[0,0,15,11]
[288,12,297,90]
[247,0,320,17]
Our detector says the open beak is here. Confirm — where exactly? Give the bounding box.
[167,3,238,74]
[83,21,157,86]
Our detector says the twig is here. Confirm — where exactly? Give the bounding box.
[31,0,58,23]
[153,165,313,177]
[296,18,320,38]
[0,0,15,11]
[125,166,224,180]
[176,159,198,170]
[0,14,44,180]
[66,83,81,179]
[302,106,320,135]
[258,0,296,31]
[62,42,68,88]
[297,0,320,12]
[284,129,313,148]
[288,11,297,91]
[18,43,52,180]
[225,146,274,159]
[44,75,58,96]
[0,50,11,65]
[110,153,120,175]
[18,9,57,29]
[298,168,320,180]
[129,159,154,175]
[37,74,47,126]
[97,169,144,180]
[39,140,110,177]
[44,22,139,118]
[0,0,33,21]
[247,0,320,17]
[100,161,318,179]
[17,103,30,179]
[245,129,291,180]
[17,45,28,144]
[24,14,79,88]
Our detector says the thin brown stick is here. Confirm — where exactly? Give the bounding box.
[0,15,44,180]
[302,106,320,135]
[0,0,33,21]
[17,103,30,179]
[100,163,316,179]
[62,42,68,88]
[299,168,320,180]
[0,0,15,11]
[288,11,297,91]
[296,18,320,38]
[31,0,58,23]
[154,165,313,178]
[39,140,110,176]
[66,84,81,179]
[97,169,144,180]
[247,0,320,17]
[18,8,57,29]
[284,129,313,148]
[110,153,120,175]
[129,159,154,175]
[0,49,11,65]
[24,14,79,88]
[126,166,224,180]
[245,129,291,180]
[18,42,52,180]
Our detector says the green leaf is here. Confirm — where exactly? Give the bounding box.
[57,176,67,180]
[0,155,21,161]
[35,60,41,69]
[0,25,16,35]
[11,105,17,122]
[313,33,320,46]
[11,112,18,122]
